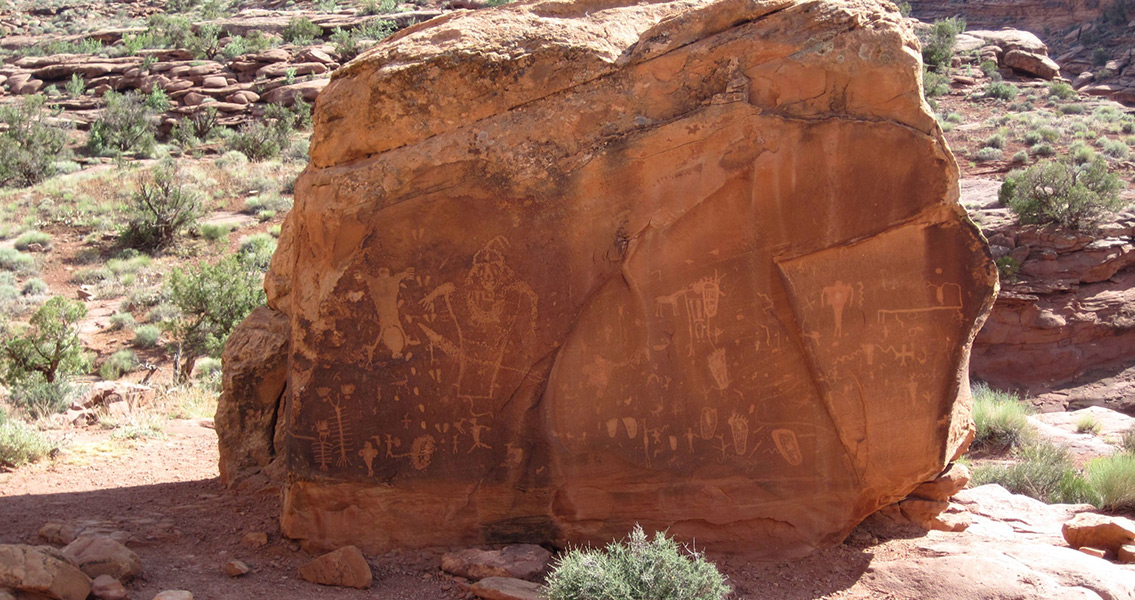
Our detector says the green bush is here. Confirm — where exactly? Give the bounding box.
[99,349,137,380]
[88,91,156,157]
[975,147,1002,162]
[985,81,1019,100]
[1100,137,1130,159]
[165,254,266,381]
[13,231,51,251]
[919,18,965,70]
[108,312,136,331]
[132,324,163,348]
[971,441,1097,505]
[7,378,77,420]
[227,121,285,161]
[199,223,231,242]
[1075,414,1101,435]
[983,133,1006,149]
[0,418,54,467]
[1086,454,1135,511]
[544,525,731,600]
[172,106,220,148]
[1001,158,1125,230]
[0,95,71,188]
[1046,81,1075,100]
[238,233,277,271]
[0,249,36,274]
[1011,150,1028,164]
[282,17,322,44]
[972,383,1032,451]
[923,68,949,98]
[194,355,223,391]
[21,278,48,297]
[1030,143,1056,157]
[1122,427,1135,454]
[121,160,202,250]
[1,296,88,385]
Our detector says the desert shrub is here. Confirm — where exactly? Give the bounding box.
[21,279,48,297]
[979,60,999,77]
[237,233,277,271]
[330,21,396,61]
[65,74,86,97]
[268,224,282,238]
[971,383,1032,451]
[227,121,284,161]
[1086,454,1135,511]
[132,324,163,348]
[0,418,54,467]
[88,91,156,157]
[199,223,231,242]
[108,312,136,331]
[544,525,731,600]
[1000,158,1125,230]
[121,160,202,250]
[145,87,171,112]
[985,81,1019,101]
[1119,427,1135,454]
[1100,137,1130,159]
[1,296,88,386]
[13,231,50,251]
[99,349,138,380]
[995,256,1020,282]
[971,441,1096,505]
[0,249,35,274]
[975,147,1002,162]
[919,17,965,70]
[1075,414,1101,435]
[360,0,398,14]
[165,254,266,381]
[174,106,220,147]
[1011,150,1028,164]
[0,95,71,188]
[1059,103,1086,115]
[1030,143,1056,157]
[194,355,223,391]
[1070,142,1096,164]
[983,133,1007,149]
[7,378,77,420]
[282,17,322,44]
[923,68,949,98]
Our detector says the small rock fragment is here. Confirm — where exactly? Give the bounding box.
[470,577,546,600]
[240,532,269,549]
[39,522,82,546]
[61,535,142,581]
[152,591,192,600]
[298,546,371,589]
[91,574,129,600]
[223,559,251,577]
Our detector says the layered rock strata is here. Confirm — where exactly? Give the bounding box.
[226,0,996,556]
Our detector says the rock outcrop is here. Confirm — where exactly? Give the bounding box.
[227,0,996,556]
[963,179,1135,412]
[905,0,1119,32]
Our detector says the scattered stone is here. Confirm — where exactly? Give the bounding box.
[469,577,545,600]
[90,574,128,600]
[240,532,269,549]
[1062,513,1135,554]
[151,591,192,600]
[297,546,371,589]
[39,523,83,546]
[909,463,971,502]
[1078,546,1108,559]
[0,544,92,600]
[223,559,251,577]
[201,75,228,88]
[441,545,552,582]
[61,535,142,582]
[259,78,327,106]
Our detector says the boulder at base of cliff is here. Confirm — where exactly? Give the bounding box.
[233,0,996,556]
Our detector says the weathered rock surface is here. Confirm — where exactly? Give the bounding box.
[850,485,1135,599]
[905,0,1114,32]
[297,546,371,589]
[60,535,141,582]
[242,0,995,556]
[0,544,92,600]
[151,591,192,600]
[1003,49,1062,79]
[441,545,551,582]
[223,559,251,577]
[216,305,290,486]
[90,574,128,600]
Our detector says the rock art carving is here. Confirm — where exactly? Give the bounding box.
[222,0,997,557]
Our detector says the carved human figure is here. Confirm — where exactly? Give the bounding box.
[358,266,415,359]
[821,280,854,338]
[358,441,379,476]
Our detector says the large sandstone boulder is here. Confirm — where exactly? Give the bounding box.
[0,544,92,600]
[237,0,996,556]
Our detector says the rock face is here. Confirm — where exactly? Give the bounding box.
[905,0,1117,32]
[244,0,995,555]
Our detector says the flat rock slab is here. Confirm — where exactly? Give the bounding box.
[233,0,996,556]
[441,545,551,581]
[470,577,547,600]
